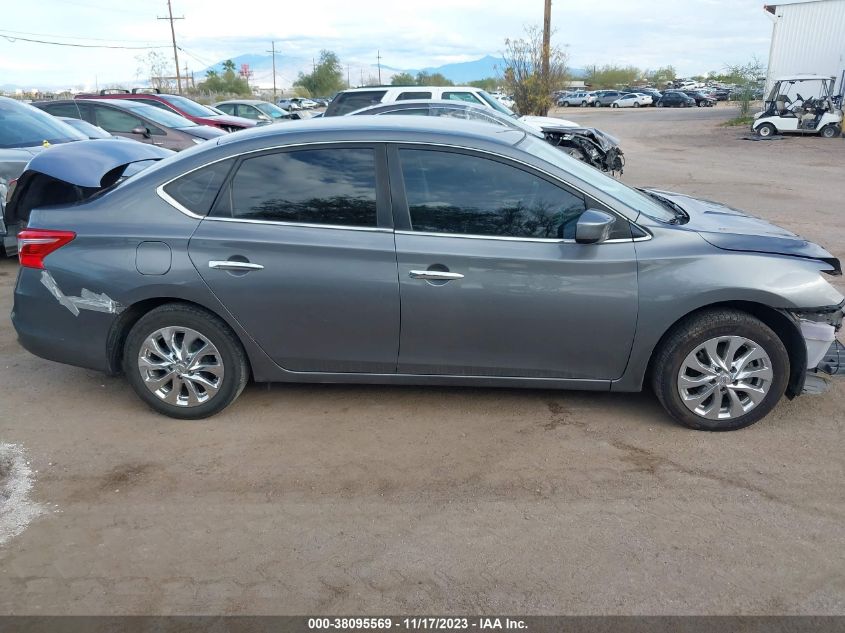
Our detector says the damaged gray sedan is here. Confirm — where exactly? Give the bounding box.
[5,117,844,429]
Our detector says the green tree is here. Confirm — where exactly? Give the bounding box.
[391,72,416,85]
[468,77,499,91]
[724,56,767,116]
[295,50,345,97]
[196,61,250,96]
[502,25,569,115]
[583,64,640,89]
[644,65,676,87]
[415,71,453,86]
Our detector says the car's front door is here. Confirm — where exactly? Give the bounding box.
[389,146,639,381]
[186,144,400,373]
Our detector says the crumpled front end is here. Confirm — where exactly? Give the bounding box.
[791,302,845,394]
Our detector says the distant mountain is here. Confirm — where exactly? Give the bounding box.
[198,53,586,90]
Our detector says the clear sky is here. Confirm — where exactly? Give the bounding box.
[0,0,775,89]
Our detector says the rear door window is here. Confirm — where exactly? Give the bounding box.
[93,106,145,133]
[212,148,378,227]
[39,102,89,119]
[325,91,387,116]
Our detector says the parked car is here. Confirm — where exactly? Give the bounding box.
[611,93,652,108]
[6,117,843,429]
[557,92,594,107]
[347,99,624,173]
[276,98,303,111]
[35,99,226,151]
[292,98,319,109]
[623,88,662,104]
[325,86,519,117]
[656,92,697,108]
[75,91,257,132]
[710,89,733,101]
[0,96,88,254]
[679,91,717,107]
[213,100,291,123]
[592,91,625,107]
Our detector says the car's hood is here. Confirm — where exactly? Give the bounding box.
[519,115,577,129]
[24,139,172,188]
[647,189,841,274]
[185,125,228,140]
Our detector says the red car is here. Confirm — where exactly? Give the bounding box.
[75,90,259,132]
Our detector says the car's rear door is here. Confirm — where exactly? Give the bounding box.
[389,145,638,381]
[186,144,400,373]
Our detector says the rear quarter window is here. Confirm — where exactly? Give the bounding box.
[162,159,234,215]
[325,91,387,116]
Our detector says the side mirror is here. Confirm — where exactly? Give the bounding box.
[575,209,616,244]
[257,114,270,121]
[131,126,151,138]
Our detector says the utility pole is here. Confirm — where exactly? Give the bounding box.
[158,0,184,94]
[541,0,552,88]
[377,50,382,84]
[346,64,350,88]
[266,41,278,100]
[360,68,364,86]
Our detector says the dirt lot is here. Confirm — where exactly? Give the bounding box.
[1,105,844,615]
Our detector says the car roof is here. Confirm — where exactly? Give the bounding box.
[338,85,482,93]
[215,100,264,105]
[215,114,525,147]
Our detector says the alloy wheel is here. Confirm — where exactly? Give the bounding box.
[676,335,773,420]
[137,326,225,407]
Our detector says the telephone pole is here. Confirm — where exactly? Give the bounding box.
[266,41,278,100]
[541,0,552,86]
[158,0,184,94]
[377,50,382,84]
[346,64,350,88]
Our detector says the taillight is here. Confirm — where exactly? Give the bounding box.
[17,229,76,269]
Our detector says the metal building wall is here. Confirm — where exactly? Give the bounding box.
[766,0,845,93]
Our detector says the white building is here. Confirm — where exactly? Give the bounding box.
[764,0,845,93]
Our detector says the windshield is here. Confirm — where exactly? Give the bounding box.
[159,94,219,117]
[122,102,197,128]
[0,98,87,148]
[518,134,676,222]
[255,102,291,119]
[477,90,517,116]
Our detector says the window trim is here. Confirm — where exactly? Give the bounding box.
[156,140,650,241]
[158,142,391,231]
[388,143,639,244]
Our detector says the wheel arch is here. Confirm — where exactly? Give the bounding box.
[105,297,256,379]
[643,300,806,399]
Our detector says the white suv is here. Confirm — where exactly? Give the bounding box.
[325,86,520,117]
[557,91,594,107]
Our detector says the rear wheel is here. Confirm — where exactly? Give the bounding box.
[611,103,619,108]
[594,101,601,107]
[123,304,249,419]
[657,102,664,108]
[756,122,776,138]
[651,310,789,431]
[820,124,841,138]
[633,102,640,108]
[561,101,570,107]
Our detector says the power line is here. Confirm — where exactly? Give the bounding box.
[0,28,167,45]
[0,34,169,49]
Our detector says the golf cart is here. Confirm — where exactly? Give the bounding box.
[752,75,842,138]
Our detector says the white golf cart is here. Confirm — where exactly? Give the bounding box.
[752,75,842,138]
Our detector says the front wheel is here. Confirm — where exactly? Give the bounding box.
[651,310,789,431]
[657,102,664,108]
[756,122,776,138]
[123,304,249,419]
[594,101,601,107]
[561,101,570,107]
[633,102,640,108]
[611,103,618,108]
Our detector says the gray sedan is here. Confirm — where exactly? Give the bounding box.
[6,117,844,430]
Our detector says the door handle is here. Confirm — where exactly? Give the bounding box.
[208,260,264,271]
[409,270,464,281]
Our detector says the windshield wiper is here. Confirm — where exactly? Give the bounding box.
[639,188,689,224]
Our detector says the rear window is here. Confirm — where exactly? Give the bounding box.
[324,91,387,116]
[0,99,86,148]
[162,159,233,215]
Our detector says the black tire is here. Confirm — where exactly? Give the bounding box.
[657,102,663,108]
[611,103,618,108]
[594,101,601,107]
[756,122,776,138]
[561,101,570,107]
[820,124,841,139]
[633,102,640,108]
[123,303,249,420]
[651,309,789,431]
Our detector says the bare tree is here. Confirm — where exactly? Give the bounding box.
[502,25,569,116]
[135,51,175,92]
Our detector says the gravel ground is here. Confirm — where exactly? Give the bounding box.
[0,104,843,615]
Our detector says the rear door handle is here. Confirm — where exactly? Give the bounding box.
[209,260,264,271]
[409,270,464,281]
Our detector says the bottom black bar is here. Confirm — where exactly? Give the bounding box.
[2,617,845,633]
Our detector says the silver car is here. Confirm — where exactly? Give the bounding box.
[6,117,844,429]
